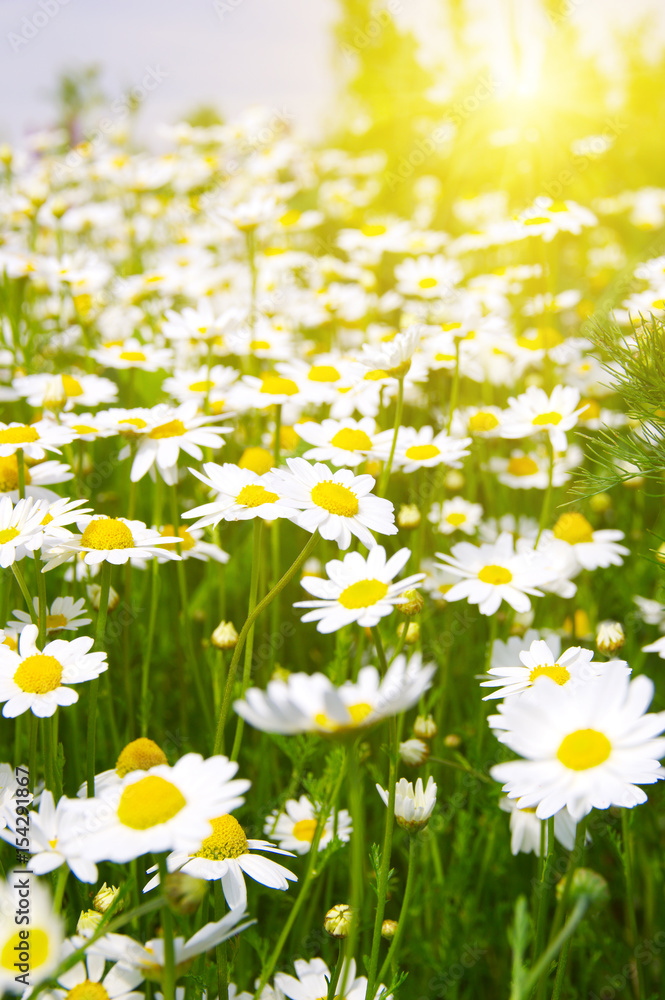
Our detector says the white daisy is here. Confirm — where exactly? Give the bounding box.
[428,497,483,535]
[377,776,437,832]
[0,496,46,567]
[269,457,396,550]
[0,875,64,995]
[545,512,629,571]
[294,417,378,467]
[275,956,387,1000]
[490,662,665,820]
[264,795,352,854]
[0,624,107,718]
[372,425,471,473]
[0,790,98,883]
[143,813,297,908]
[91,337,173,372]
[0,455,74,500]
[499,797,578,855]
[183,463,293,528]
[500,385,587,452]
[0,420,74,462]
[234,653,435,735]
[130,402,231,485]
[480,638,602,700]
[42,515,181,570]
[12,372,118,411]
[295,545,424,632]
[8,595,91,634]
[39,940,145,1000]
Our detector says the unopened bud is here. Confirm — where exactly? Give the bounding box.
[399,738,430,766]
[164,873,207,915]
[443,733,461,749]
[272,665,290,682]
[414,714,437,740]
[301,557,323,579]
[238,446,273,475]
[397,621,420,645]
[596,621,624,654]
[556,867,609,908]
[211,620,238,650]
[589,492,612,514]
[42,376,66,410]
[443,469,465,491]
[397,504,421,530]
[77,909,103,936]
[324,903,354,938]
[93,883,121,914]
[381,919,398,939]
[87,583,119,612]
[396,590,424,617]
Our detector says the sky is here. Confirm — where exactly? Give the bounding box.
[1,0,664,146]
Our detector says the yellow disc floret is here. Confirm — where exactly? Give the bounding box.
[115,738,168,777]
[478,565,512,585]
[65,982,109,1000]
[532,411,562,426]
[292,819,318,842]
[557,729,611,770]
[149,419,186,439]
[338,579,389,609]
[194,814,248,860]
[308,365,340,382]
[81,518,134,550]
[1,929,49,972]
[0,425,39,445]
[117,775,186,829]
[529,664,571,686]
[553,512,594,545]
[404,444,440,461]
[0,527,20,544]
[236,484,279,508]
[14,654,63,694]
[0,455,31,492]
[310,481,359,517]
[260,373,299,396]
[238,447,274,475]
[468,411,499,432]
[330,428,372,452]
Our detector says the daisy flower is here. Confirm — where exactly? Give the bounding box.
[377,776,437,832]
[372,425,471,473]
[270,457,396,550]
[234,653,435,735]
[428,497,483,535]
[489,662,665,820]
[0,456,74,501]
[91,337,173,371]
[395,255,463,299]
[295,546,424,632]
[490,447,583,490]
[0,790,98,882]
[183,463,293,528]
[0,496,47,567]
[12,372,118,410]
[157,523,230,564]
[264,795,352,854]
[436,531,551,616]
[0,875,64,995]
[0,624,107,718]
[41,515,181,571]
[294,417,377,467]
[358,326,421,378]
[8,595,91,634]
[163,363,239,406]
[143,813,297,908]
[545,512,629,571]
[0,420,74,461]
[130,402,231,485]
[499,797,578,855]
[38,941,145,1000]
[480,638,602,700]
[275,957,387,1000]
[642,636,665,659]
[500,385,588,452]
[38,497,94,544]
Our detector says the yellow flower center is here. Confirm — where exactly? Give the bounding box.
[238,447,273,475]
[161,524,197,551]
[469,411,499,432]
[3,635,18,651]
[62,374,84,397]
[308,366,341,382]
[0,425,39,445]
[189,380,215,392]
[117,775,186,829]
[194,814,249,859]
[418,277,438,289]
[0,455,31,492]
[1,929,49,972]
[260,373,299,396]
[0,527,20,544]
[250,340,271,350]
[292,818,318,842]
[72,424,98,435]
[364,369,389,381]
[529,664,571,685]
[115,737,168,777]
[119,351,147,362]
[66,981,109,1000]
[553,512,594,545]
[361,224,386,237]
[338,578,389,609]
[404,444,440,461]
[507,456,539,477]
[236,484,279,508]
[579,399,600,421]
[14,654,63,694]
[330,428,372,452]
[311,481,358,517]
[81,518,134,550]
[119,417,147,431]
[279,209,301,226]
[532,411,562,426]
[315,702,373,731]
[446,512,466,526]
[149,419,186,439]
[557,729,611,770]
[478,565,512,585]
[517,327,563,351]
[524,215,551,226]
[46,613,68,630]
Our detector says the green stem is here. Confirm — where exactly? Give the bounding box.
[533,817,556,970]
[367,719,398,1000]
[622,808,645,999]
[11,563,38,624]
[214,530,319,756]
[87,561,111,796]
[378,377,404,495]
[517,899,589,1000]
[158,855,176,1000]
[230,519,263,761]
[377,835,417,985]
[326,940,345,1000]
[339,741,366,999]
[53,865,69,913]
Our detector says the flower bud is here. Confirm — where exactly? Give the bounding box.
[301,557,323,579]
[396,590,424,617]
[443,733,461,749]
[238,447,273,475]
[397,621,420,645]
[211,620,239,650]
[77,910,103,936]
[382,919,398,939]
[444,469,465,491]
[87,583,119,613]
[555,868,609,908]
[164,873,207,915]
[589,492,612,514]
[414,714,437,740]
[596,621,624,655]
[272,665,290,682]
[93,883,121,914]
[397,504,421,530]
[399,738,430,766]
[324,903,354,938]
